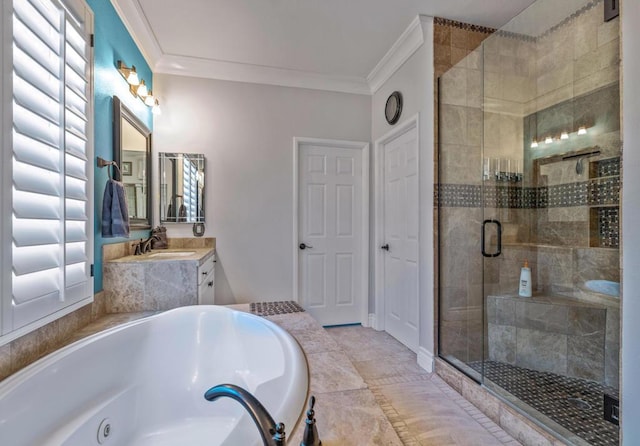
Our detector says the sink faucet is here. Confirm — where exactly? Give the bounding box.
[133,235,160,255]
[204,384,286,446]
[141,234,160,253]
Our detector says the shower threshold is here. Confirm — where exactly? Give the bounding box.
[469,361,618,446]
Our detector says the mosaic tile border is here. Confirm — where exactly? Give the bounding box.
[436,0,604,44]
[469,360,619,446]
[538,0,602,40]
[435,178,620,209]
[597,207,619,248]
[433,17,496,35]
[249,301,305,316]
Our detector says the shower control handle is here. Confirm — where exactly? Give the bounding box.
[381,244,390,251]
[481,219,502,258]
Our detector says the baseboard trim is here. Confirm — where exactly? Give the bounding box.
[417,347,434,372]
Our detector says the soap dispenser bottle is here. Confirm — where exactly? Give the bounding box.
[519,260,532,297]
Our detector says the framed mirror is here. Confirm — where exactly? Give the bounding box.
[159,152,205,223]
[113,96,152,229]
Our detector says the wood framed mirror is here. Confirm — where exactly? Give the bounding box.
[113,96,152,229]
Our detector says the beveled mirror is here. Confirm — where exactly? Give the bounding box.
[113,96,152,229]
[159,152,205,223]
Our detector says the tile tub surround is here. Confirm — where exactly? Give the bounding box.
[104,247,215,312]
[0,291,110,382]
[0,292,120,381]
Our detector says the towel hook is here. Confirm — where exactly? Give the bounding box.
[97,156,122,180]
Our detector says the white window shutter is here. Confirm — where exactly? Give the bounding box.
[182,155,199,221]
[3,0,93,334]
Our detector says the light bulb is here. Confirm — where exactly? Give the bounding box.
[144,92,155,106]
[578,126,587,135]
[136,80,148,98]
[531,140,539,148]
[152,99,161,115]
[560,131,569,140]
[126,66,139,86]
[545,136,553,144]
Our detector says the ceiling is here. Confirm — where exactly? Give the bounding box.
[112,0,538,94]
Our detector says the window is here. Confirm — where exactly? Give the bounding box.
[1,0,93,342]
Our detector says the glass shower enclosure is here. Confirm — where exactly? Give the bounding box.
[437,0,620,444]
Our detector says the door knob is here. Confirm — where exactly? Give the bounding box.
[381,244,390,251]
[299,243,313,250]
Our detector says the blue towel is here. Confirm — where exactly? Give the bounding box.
[102,178,130,238]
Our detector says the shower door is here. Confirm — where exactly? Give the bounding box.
[438,0,621,443]
[436,41,486,381]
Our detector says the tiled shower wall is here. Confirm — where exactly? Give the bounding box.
[437,0,621,382]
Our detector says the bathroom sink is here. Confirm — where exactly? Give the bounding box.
[147,251,195,258]
[584,280,620,297]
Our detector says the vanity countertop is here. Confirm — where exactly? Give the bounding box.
[107,247,215,265]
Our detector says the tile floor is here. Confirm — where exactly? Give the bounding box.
[323,325,522,446]
[258,306,523,445]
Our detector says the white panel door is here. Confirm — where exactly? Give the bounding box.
[382,127,419,352]
[298,142,364,325]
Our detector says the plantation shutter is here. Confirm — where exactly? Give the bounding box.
[182,155,199,221]
[8,0,93,331]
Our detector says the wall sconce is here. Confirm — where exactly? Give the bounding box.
[116,60,161,113]
[117,60,139,86]
[136,79,148,98]
[530,125,592,149]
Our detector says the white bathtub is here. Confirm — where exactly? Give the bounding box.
[0,306,309,446]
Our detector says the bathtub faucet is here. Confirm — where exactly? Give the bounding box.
[204,384,286,446]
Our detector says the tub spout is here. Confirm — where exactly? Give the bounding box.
[204,383,286,446]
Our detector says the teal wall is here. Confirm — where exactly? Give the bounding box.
[87,0,153,291]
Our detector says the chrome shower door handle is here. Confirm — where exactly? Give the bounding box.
[481,219,502,258]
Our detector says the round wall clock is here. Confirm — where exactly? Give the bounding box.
[385,91,403,125]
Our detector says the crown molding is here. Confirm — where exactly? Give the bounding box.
[155,54,372,95]
[110,0,163,68]
[110,1,429,96]
[366,15,430,94]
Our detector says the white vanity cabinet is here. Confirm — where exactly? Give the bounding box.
[198,253,216,304]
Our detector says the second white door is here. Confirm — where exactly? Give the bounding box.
[297,139,368,326]
[380,123,419,352]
